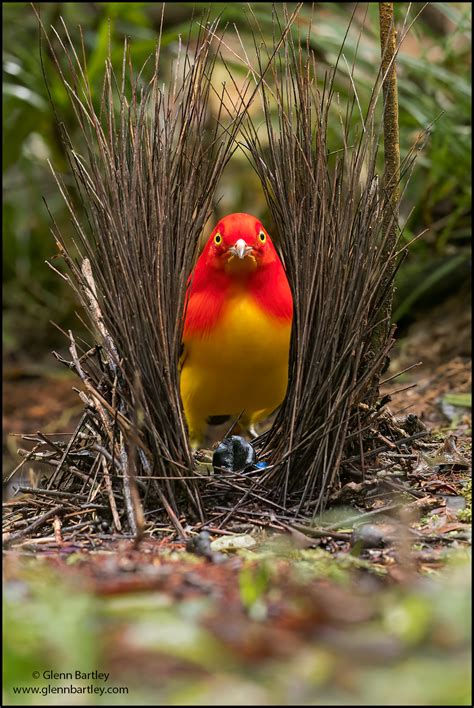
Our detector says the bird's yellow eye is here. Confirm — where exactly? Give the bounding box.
[214,233,222,245]
[258,231,266,243]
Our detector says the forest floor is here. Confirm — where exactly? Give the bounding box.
[3,296,471,706]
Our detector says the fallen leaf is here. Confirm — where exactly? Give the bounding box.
[211,534,257,553]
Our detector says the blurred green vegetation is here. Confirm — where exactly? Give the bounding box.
[3,2,471,359]
[3,543,471,705]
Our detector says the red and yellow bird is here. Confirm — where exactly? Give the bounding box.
[180,213,293,448]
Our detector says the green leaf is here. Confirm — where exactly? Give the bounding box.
[238,561,270,611]
[442,393,472,409]
[394,253,469,321]
[87,17,114,86]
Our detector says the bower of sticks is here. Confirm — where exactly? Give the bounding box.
[4,8,426,544]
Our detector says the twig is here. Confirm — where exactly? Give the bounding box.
[3,505,65,546]
[100,457,122,532]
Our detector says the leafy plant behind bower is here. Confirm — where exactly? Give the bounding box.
[7,5,423,539]
[3,3,470,358]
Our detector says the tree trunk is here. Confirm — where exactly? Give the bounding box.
[374,2,400,371]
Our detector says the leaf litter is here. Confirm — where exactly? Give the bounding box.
[3,372,471,704]
[4,321,471,704]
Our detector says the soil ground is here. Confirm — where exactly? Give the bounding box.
[3,294,471,706]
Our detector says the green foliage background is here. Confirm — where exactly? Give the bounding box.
[3,2,471,358]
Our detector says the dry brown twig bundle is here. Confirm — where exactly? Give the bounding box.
[211,4,424,517]
[6,8,258,538]
[4,4,427,545]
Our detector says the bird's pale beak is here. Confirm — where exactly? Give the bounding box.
[229,239,253,260]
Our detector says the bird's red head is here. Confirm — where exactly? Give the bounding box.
[185,212,293,334]
[200,213,279,275]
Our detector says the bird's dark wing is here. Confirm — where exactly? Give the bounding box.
[179,341,187,372]
[207,415,231,426]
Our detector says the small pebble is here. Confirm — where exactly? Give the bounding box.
[351,524,388,549]
[185,531,213,558]
[185,531,225,563]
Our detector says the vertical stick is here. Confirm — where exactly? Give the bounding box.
[375,2,401,367]
[380,3,400,213]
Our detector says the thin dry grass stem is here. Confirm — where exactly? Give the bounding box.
[223,4,418,515]
[29,8,263,534]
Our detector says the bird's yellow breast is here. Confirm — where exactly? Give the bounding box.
[180,291,291,442]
